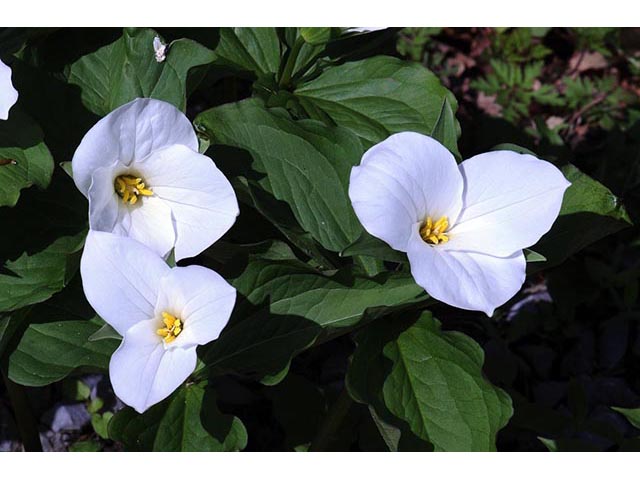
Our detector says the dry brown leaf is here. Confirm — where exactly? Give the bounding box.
[569,51,608,73]
[477,92,503,117]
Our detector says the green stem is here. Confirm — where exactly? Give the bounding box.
[1,364,42,451]
[309,388,353,452]
[279,37,305,89]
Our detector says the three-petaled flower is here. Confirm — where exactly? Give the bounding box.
[349,132,571,315]
[81,231,236,413]
[0,58,18,120]
[72,97,239,261]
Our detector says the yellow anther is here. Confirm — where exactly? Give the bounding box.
[420,215,450,245]
[114,174,153,205]
[157,312,184,344]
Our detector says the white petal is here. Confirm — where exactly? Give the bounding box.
[0,59,18,121]
[407,225,526,316]
[121,196,176,259]
[87,165,120,233]
[71,98,198,196]
[155,265,236,347]
[110,319,197,413]
[349,132,463,252]
[80,231,170,335]
[140,145,239,261]
[444,151,571,257]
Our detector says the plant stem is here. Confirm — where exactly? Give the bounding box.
[309,387,353,452]
[0,365,42,451]
[279,37,305,89]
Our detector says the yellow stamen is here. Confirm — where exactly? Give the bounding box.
[114,174,153,205]
[157,312,184,344]
[420,216,450,245]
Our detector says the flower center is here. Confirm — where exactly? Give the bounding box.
[420,216,450,245]
[156,312,183,344]
[114,175,153,205]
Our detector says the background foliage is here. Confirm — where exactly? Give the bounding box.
[1,27,639,452]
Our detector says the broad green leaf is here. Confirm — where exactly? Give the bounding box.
[0,109,54,207]
[211,27,280,76]
[200,255,425,383]
[0,230,85,312]
[612,407,640,429]
[234,177,339,269]
[382,313,512,451]
[195,98,364,252]
[109,384,247,452]
[295,55,460,155]
[8,317,119,387]
[67,27,215,115]
[341,231,407,264]
[534,164,632,267]
[348,313,513,452]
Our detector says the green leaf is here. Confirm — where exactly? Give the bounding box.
[612,406,640,429]
[430,96,460,159]
[0,109,54,207]
[88,322,121,342]
[66,27,215,115]
[195,98,365,252]
[211,27,281,76]
[341,231,407,264]
[538,437,558,452]
[348,312,513,451]
[91,412,114,440]
[234,177,339,269]
[8,317,119,387]
[109,384,247,452]
[295,55,460,155]
[524,249,547,263]
[0,230,85,312]
[200,255,425,383]
[300,28,333,46]
[69,439,101,452]
[0,309,30,359]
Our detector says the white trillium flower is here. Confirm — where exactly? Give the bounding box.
[153,36,167,63]
[81,231,236,413]
[349,132,571,316]
[0,58,18,120]
[72,98,239,261]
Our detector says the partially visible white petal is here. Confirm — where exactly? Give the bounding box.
[140,145,239,261]
[121,196,176,259]
[87,165,121,233]
[444,151,570,257]
[80,231,170,335]
[349,132,463,252]
[344,27,387,33]
[155,265,236,347]
[72,98,198,196]
[110,319,197,413]
[0,59,18,121]
[407,225,526,316]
